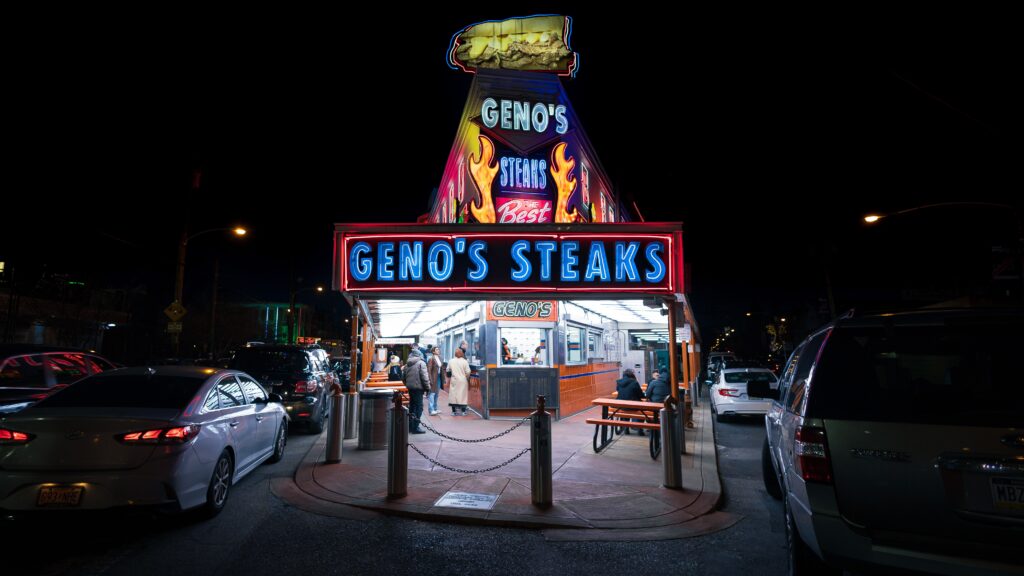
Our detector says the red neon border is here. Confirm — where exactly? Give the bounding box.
[340,232,676,293]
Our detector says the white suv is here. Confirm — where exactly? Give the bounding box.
[756,309,1023,575]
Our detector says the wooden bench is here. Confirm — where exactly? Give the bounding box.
[589,398,666,459]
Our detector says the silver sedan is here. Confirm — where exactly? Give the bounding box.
[0,366,289,516]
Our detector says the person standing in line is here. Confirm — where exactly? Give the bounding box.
[387,355,403,382]
[427,346,443,416]
[402,349,430,434]
[447,347,471,416]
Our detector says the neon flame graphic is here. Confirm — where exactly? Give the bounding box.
[469,135,498,223]
[550,142,578,223]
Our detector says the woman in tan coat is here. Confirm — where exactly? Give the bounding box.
[447,347,471,416]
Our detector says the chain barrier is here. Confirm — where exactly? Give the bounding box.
[409,413,531,443]
[408,443,531,474]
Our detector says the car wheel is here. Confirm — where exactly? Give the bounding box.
[762,437,783,500]
[308,402,327,434]
[786,497,838,575]
[267,420,287,463]
[203,451,233,518]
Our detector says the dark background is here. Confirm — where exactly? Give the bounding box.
[3,9,1020,359]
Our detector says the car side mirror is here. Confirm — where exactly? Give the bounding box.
[267,393,284,403]
[747,380,779,400]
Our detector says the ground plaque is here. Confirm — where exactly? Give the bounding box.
[433,491,499,510]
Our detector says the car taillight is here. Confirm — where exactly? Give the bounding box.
[717,388,741,397]
[294,380,317,394]
[794,426,832,484]
[0,427,33,444]
[118,424,201,445]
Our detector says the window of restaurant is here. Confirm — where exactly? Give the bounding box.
[466,328,478,364]
[587,330,604,359]
[566,324,585,365]
[499,327,550,366]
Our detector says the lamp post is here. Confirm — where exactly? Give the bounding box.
[168,226,247,356]
[288,284,325,344]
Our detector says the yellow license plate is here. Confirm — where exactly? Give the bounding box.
[991,478,1024,511]
[37,486,84,507]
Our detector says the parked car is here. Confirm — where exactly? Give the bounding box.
[0,346,117,414]
[756,308,1024,575]
[710,364,779,422]
[0,366,288,516]
[229,344,334,433]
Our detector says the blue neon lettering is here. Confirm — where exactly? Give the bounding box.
[510,240,532,282]
[561,241,580,281]
[427,241,454,281]
[377,243,395,281]
[454,237,466,253]
[584,241,610,282]
[615,242,640,282]
[350,242,372,281]
[467,241,489,281]
[644,243,666,283]
[534,241,557,281]
[398,242,423,281]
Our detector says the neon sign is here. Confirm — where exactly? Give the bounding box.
[496,196,552,223]
[335,225,682,297]
[482,98,568,135]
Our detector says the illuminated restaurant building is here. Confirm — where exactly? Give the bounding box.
[335,15,701,419]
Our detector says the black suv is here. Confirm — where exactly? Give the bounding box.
[756,308,1024,575]
[229,345,336,433]
[0,345,117,413]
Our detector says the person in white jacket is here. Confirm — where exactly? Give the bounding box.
[447,347,471,416]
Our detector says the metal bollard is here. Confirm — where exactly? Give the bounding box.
[661,396,682,489]
[387,390,408,499]
[325,385,346,463]
[531,395,553,507]
[343,390,359,440]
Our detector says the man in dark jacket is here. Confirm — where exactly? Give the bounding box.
[646,370,672,404]
[402,349,431,434]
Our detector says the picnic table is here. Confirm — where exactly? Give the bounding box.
[586,398,664,459]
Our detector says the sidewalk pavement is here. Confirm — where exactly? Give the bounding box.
[271,392,740,542]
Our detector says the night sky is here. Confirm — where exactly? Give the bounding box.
[4,10,1019,345]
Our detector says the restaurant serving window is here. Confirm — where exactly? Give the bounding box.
[566,325,585,364]
[588,330,604,359]
[499,327,550,366]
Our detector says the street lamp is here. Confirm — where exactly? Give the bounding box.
[168,226,248,355]
[863,201,1024,302]
[288,284,325,344]
[864,202,1018,225]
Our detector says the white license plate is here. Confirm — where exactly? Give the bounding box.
[990,477,1024,511]
[37,486,84,507]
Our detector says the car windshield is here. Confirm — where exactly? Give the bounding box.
[809,318,1024,426]
[38,374,205,409]
[724,371,777,384]
[231,350,309,373]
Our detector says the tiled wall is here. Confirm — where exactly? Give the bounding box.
[558,361,621,417]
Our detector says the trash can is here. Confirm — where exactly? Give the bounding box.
[358,389,393,450]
